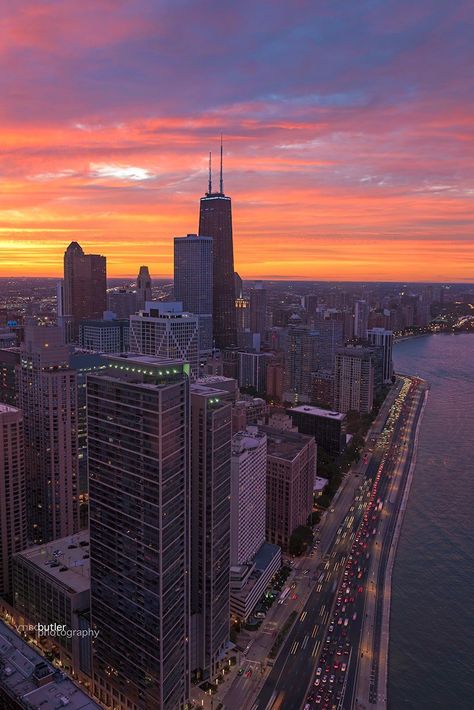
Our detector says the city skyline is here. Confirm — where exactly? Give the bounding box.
[1,2,474,282]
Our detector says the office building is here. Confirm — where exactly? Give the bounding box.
[174,234,213,354]
[136,265,152,311]
[249,283,267,341]
[229,541,281,622]
[130,301,199,380]
[238,351,271,393]
[334,346,375,414]
[63,241,107,341]
[230,428,267,565]
[0,405,27,600]
[234,272,243,299]
[354,300,369,339]
[198,145,237,348]
[0,620,101,710]
[69,351,107,518]
[18,326,79,544]
[235,297,250,332]
[79,318,129,353]
[0,347,20,406]
[107,289,138,319]
[283,326,319,403]
[12,531,92,679]
[88,355,190,710]
[367,328,394,384]
[262,427,316,551]
[266,360,284,402]
[288,404,346,458]
[310,370,335,408]
[313,317,344,371]
[190,385,232,681]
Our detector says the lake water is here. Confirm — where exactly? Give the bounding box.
[389,333,474,709]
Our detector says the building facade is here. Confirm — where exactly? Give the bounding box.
[79,319,129,353]
[63,241,107,341]
[18,326,79,544]
[87,355,190,710]
[129,302,199,380]
[136,266,152,311]
[0,405,27,600]
[263,427,316,551]
[230,428,267,565]
[334,346,375,414]
[288,405,346,458]
[174,234,213,354]
[190,385,231,682]
[367,328,394,384]
[198,152,237,349]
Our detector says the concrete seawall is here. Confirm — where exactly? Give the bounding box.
[378,384,429,708]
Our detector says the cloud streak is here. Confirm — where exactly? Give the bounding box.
[0,0,473,280]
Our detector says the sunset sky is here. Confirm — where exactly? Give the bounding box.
[1,0,473,281]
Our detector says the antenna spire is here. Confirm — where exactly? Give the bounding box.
[219,134,223,194]
[208,151,212,195]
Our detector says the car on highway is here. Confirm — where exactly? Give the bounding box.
[237,667,244,676]
[316,667,322,676]
[245,669,252,678]
[315,696,322,705]
[341,663,347,672]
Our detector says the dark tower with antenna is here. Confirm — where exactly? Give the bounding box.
[198,139,237,349]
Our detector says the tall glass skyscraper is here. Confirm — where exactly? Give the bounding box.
[198,147,237,349]
[174,234,213,354]
[87,354,190,710]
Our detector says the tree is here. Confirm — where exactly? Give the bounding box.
[288,525,314,556]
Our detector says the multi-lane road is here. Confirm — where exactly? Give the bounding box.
[245,376,426,710]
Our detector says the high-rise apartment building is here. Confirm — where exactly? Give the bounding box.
[18,326,79,544]
[354,300,369,339]
[238,351,272,394]
[136,266,153,311]
[367,328,394,384]
[230,428,267,565]
[262,427,316,551]
[334,346,375,414]
[87,355,191,710]
[198,147,237,349]
[283,326,319,403]
[313,316,344,371]
[130,302,199,380]
[63,242,107,341]
[190,385,231,681]
[174,234,213,354]
[249,283,267,341]
[0,405,27,600]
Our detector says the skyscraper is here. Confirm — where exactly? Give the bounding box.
[87,355,191,710]
[130,302,200,380]
[367,328,394,384]
[190,384,232,681]
[262,426,316,551]
[283,326,319,403]
[174,234,213,354]
[230,428,267,565]
[136,265,152,311]
[18,325,79,543]
[354,300,369,339]
[63,242,107,341]
[334,345,375,413]
[198,144,237,349]
[0,405,27,600]
[249,282,267,341]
